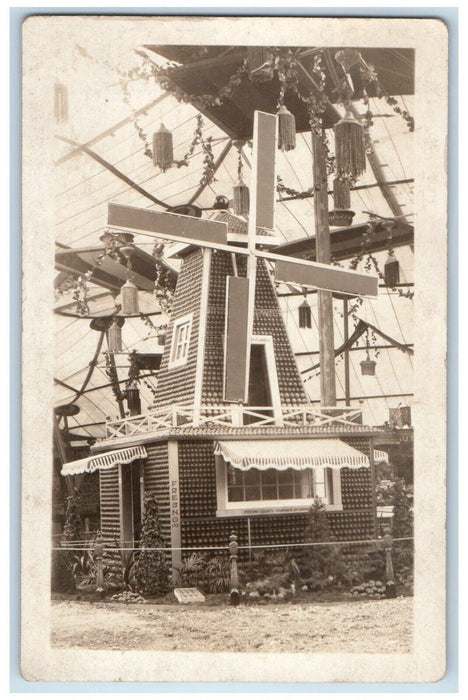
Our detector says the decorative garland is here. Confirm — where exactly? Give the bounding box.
[104,351,126,404]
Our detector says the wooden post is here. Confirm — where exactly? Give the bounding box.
[343,298,351,406]
[311,130,336,407]
[383,527,397,598]
[94,531,105,599]
[229,531,240,606]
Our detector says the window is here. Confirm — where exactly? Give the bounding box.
[168,313,193,369]
[216,456,342,516]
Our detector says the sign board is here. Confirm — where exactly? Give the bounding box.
[174,588,206,604]
[167,441,182,577]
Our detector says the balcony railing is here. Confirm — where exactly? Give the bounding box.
[105,405,363,440]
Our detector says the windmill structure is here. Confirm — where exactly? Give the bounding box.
[62,108,388,576]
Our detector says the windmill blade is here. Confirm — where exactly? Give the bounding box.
[223,275,251,402]
[231,110,278,404]
[108,203,227,247]
[271,254,379,297]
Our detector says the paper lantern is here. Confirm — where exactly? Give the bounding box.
[126,380,141,416]
[334,112,366,180]
[360,358,376,376]
[384,252,400,287]
[121,278,139,315]
[107,319,123,353]
[233,180,250,216]
[153,124,173,169]
[333,177,351,210]
[298,298,312,329]
[277,105,296,151]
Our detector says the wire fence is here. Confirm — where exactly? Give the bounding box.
[52,536,413,552]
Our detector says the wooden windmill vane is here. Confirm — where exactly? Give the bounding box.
[107,111,378,404]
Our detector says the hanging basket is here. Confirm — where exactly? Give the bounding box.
[157,332,167,346]
[153,124,174,169]
[233,180,250,216]
[360,359,376,376]
[329,209,355,227]
[277,105,296,152]
[334,114,366,180]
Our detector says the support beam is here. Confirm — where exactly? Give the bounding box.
[343,298,351,406]
[56,136,170,209]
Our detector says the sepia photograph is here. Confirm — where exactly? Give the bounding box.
[20,14,448,684]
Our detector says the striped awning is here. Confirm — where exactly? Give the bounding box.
[61,445,147,476]
[374,449,389,463]
[214,439,369,471]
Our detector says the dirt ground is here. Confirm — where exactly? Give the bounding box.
[51,596,412,653]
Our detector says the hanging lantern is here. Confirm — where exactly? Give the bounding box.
[329,177,355,227]
[384,252,400,287]
[107,318,123,353]
[153,124,173,169]
[298,297,312,329]
[233,179,250,216]
[247,47,271,81]
[360,353,376,376]
[333,177,351,210]
[121,278,139,315]
[334,111,366,180]
[277,105,296,152]
[126,379,141,416]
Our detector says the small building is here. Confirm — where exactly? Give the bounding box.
[62,219,383,576]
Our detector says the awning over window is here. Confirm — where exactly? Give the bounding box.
[214,439,369,471]
[61,445,147,476]
[374,449,389,463]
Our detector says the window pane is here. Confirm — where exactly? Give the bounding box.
[261,469,277,485]
[278,469,295,485]
[244,469,261,486]
[227,486,244,502]
[262,484,277,500]
[278,483,294,499]
[245,485,261,501]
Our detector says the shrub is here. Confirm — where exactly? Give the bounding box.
[296,497,343,590]
[392,478,413,538]
[51,491,83,593]
[176,553,231,594]
[134,493,170,597]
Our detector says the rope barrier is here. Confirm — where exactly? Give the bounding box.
[53,536,413,553]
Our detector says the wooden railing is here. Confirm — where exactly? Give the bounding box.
[105,405,363,440]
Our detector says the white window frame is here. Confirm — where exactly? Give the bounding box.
[215,455,343,517]
[168,312,193,370]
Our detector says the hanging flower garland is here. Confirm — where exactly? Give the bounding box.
[104,351,126,404]
[358,60,414,132]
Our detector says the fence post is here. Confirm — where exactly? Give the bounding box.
[383,527,397,598]
[94,531,105,599]
[229,531,240,606]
